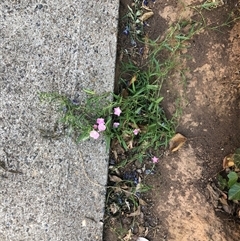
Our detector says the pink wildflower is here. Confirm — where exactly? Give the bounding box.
[90,130,100,139]
[151,156,159,163]
[96,118,105,124]
[98,123,106,132]
[133,128,140,135]
[113,122,120,128]
[93,124,98,129]
[114,107,122,116]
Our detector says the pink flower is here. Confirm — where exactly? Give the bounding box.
[90,130,100,139]
[151,156,159,163]
[114,107,122,116]
[133,128,140,135]
[98,123,106,132]
[96,118,105,124]
[93,124,98,129]
[113,122,120,128]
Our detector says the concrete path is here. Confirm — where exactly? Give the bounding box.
[0,1,118,240]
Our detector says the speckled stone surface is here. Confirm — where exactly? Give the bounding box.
[0,1,118,240]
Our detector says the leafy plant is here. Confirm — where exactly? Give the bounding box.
[218,171,240,201]
[227,171,238,188]
[227,171,240,200]
[228,182,240,200]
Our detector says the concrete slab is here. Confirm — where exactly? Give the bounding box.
[0,1,118,240]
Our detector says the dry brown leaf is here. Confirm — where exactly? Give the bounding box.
[112,150,118,161]
[111,138,125,155]
[228,161,235,167]
[222,204,232,214]
[109,175,122,183]
[144,227,149,237]
[223,154,235,169]
[127,206,141,217]
[139,124,148,133]
[120,184,129,190]
[219,197,228,206]
[128,122,139,129]
[139,11,154,22]
[127,139,134,149]
[123,229,132,241]
[113,186,122,193]
[139,198,147,206]
[221,192,228,200]
[169,133,187,152]
[122,188,134,197]
[142,4,152,11]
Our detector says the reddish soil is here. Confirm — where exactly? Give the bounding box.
[104,1,240,240]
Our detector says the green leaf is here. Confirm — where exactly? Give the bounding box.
[146,84,158,90]
[155,97,164,104]
[83,89,95,95]
[175,35,189,40]
[77,133,90,142]
[105,136,111,151]
[228,183,240,200]
[227,171,238,188]
[217,174,227,190]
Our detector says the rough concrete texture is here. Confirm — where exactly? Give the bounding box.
[0,1,118,240]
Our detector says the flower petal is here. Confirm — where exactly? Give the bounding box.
[114,107,122,116]
[90,130,100,139]
[151,156,159,163]
[96,118,105,124]
[133,128,140,135]
[98,123,106,132]
[113,122,120,128]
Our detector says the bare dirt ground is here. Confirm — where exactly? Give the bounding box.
[104,1,240,240]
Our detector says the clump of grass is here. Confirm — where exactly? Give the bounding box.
[40,13,203,161]
[39,91,114,144]
[40,57,177,160]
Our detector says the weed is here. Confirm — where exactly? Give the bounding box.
[217,149,240,201]
[194,0,224,11]
[39,91,114,146]
[208,12,240,32]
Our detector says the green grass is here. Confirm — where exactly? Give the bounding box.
[39,12,205,163]
[40,58,177,160]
